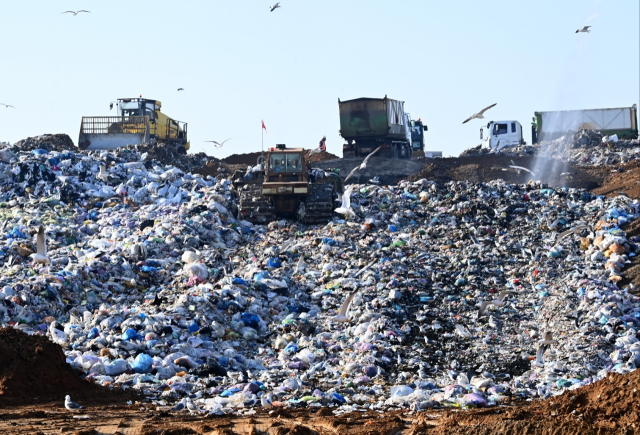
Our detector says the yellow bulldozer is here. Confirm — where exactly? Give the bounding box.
[78,97,190,154]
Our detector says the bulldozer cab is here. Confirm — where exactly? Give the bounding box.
[117,98,159,120]
[265,145,307,183]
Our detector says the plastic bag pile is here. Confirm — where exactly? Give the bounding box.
[1,143,640,416]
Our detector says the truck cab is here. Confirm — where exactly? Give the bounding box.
[409,118,427,152]
[482,120,524,151]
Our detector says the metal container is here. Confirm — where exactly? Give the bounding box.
[534,105,638,142]
[339,97,407,141]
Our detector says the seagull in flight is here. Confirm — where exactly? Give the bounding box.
[0,103,14,108]
[535,332,558,366]
[177,88,184,91]
[270,2,281,12]
[30,226,51,266]
[462,103,497,124]
[477,291,516,318]
[205,138,231,148]
[344,146,382,182]
[62,10,90,16]
[576,26,591,33]
[332,290,358,322]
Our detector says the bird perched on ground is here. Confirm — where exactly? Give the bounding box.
[261,392,273,408]
[462,103,497,124]
[97,163,109,183]
[333,290,358,322]
[64,395,83,412]
[62,10,90,15]
[334,185,355,218]
[170,398,187,412]
[270,2,281,12]
[477,291,516,318]
[536,332,558,366]
[177,88,184,91]
[576,26,591,33]
[30,226,51,266]
[186,398,198,414]
[0,103,14,108]
[205,138,231,148]
[344,146,382,182]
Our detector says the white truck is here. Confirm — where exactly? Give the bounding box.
[480,120,525,152]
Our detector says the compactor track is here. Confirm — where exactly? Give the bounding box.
[237,185,275,224]
[298,183,335,225]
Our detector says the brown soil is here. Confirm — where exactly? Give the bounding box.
[0,327,135,406]
[592,160,640,200]
[13,133,76,152]
[222,150,339,167]
[409,155,610,190]
[3,368,640,434]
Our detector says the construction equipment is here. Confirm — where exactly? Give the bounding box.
[339,96,427,159]
[78,98,190,154]
[233,145,340,224]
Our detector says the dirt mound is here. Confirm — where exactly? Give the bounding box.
[0,327,129,406]
[306,149,340,163]
[434,369,640,434]
[592,161,640,200]
[222,151,264,166]
[222,150,340,167]
[13,134,76,152]
[409,155,609,190]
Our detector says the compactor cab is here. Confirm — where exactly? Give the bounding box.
[78,98,189,154]
[235,145,337,224]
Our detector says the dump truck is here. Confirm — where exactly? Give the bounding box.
[339,96,427,159]
[532,105,638,143]
[78,98,190,154]
[233,145,341,224]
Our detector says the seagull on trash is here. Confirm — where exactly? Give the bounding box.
[554,225,588,246]
[170,398,187,412]
[177,88,184,91]
[335,185,355,218]
[64,395,83,411]
[97,163,109,183]
[261,393,273,408]
[576,26,591,33]
[333,290,358,322]
[0,103,14,108]
[270,2,281,12]
[186,398,198,414]
[30,226,51,266]
[462,103,497,124]
[535,332,558,366]
[477,291,516,318]
[344,146,382,182]
[62,10,90,15]
[205,138,231,148]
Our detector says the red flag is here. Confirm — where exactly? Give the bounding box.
[261,120,267,133]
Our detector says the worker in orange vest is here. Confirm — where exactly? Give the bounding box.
[318,135,326,151]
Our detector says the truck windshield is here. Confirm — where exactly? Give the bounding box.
[269,153,302,172]
[493,123,508,135]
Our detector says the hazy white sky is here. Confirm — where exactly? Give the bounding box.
[0,0,638,158]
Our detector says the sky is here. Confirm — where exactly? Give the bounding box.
[0,0,638,158]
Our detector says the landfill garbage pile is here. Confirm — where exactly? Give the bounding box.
[13,134,77,153]
[2,143,640,417]
[461,129,640,167]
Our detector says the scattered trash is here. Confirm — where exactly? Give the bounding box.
[0,140,639,417]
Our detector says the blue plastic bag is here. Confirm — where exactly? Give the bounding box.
[132,353,153,373]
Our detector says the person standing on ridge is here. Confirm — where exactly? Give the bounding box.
[318,136,326,151]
